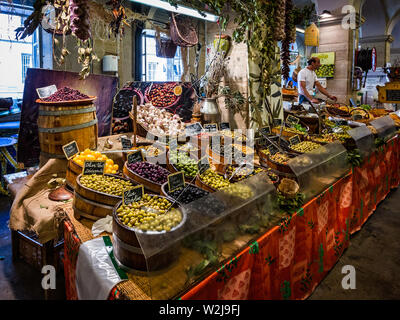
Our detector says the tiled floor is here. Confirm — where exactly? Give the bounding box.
[0,187,399,300]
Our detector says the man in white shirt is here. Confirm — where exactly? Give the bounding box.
[297,57,337,104]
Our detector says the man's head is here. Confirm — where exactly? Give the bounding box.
[307,57,321,71]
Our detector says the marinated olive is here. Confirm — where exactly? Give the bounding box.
[80,175,135,196]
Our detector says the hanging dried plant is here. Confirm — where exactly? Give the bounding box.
[273,0,286,42]
[281,0,294,81]
[106,0,131,37]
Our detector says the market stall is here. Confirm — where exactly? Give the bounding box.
[6,71,400,300]
[4,0,400,302]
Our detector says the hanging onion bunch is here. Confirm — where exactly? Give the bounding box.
[69,0,99,79]
[281,0,294,81]
[77,39,99,79]
[52,0,71,65]
[273,0,286,42]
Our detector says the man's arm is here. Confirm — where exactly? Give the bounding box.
[315,81,337,101]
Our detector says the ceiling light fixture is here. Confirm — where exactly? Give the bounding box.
[296,27,305,33]
[320,10,332,19]
[128,0,219,22]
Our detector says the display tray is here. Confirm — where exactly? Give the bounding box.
[36,96,96,106]
[129,111,188,142]
[160,181,210,204]
[123,162,171,194]
[166,150,199,182]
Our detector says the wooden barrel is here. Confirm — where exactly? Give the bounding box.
[36,97,98,158]
[112,199,185,271]
[66,159,82,189]
[123,162,170,194]
[73,173,136,221]
[73,192,114,220]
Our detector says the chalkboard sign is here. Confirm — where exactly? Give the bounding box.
[268,144,279,155]
[286,115,300,125]
[123,185,144,205]
[289,135,301,146]
[62,141,79,160]
[121,137,133,150]
[260,126,271,136]
[220,122,230,130]
[273,118,282,127]
[83,160,106,175]
[127,150,144,164]
[387,90,400,102]
[197,156,210,174]
[168,171,185,192]
[36,84,57,99]
[185,122,203,136]
[204,123,218,132]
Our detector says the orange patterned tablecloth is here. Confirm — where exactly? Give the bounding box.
[63,136,400,300]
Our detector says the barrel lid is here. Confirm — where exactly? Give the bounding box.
[36,96,96,106]
[0,137,17,147]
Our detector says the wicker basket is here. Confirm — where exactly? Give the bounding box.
[170,13,198,47]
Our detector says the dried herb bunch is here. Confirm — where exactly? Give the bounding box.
[274,0,286,41]
[281,0,294,81]
[201,52,227,98]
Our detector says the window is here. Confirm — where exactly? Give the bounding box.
[141,29,183,82]
[21,53,31,83]
[0,5,39,98]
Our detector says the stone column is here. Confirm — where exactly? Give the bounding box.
[359,35,394,67]
[317,14,357,103]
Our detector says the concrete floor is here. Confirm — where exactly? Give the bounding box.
[0,187,399,300]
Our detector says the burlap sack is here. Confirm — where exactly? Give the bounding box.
[9,158,70,244]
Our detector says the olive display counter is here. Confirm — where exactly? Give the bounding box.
[62,132,400,300]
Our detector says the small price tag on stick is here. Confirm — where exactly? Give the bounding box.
[286,115,300,125]
[168,171,185,192]
[62,141,79,160]
[268,144,279,156]
[127,150,144,164]
[123,185,144,205]
[289,135,301,146]
[185,122,203,136]
[197,156,210,174]
[220,122,230,130]
[273,118,282,127]
[260,126,271,136]
[36,84,57,99]
[204,123,218,132]
[121,137,133,150]
[83,160,106,175]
